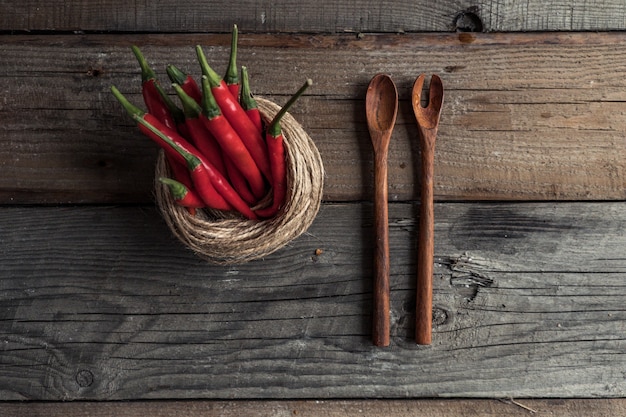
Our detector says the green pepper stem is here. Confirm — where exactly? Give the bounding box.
[240,66,258,111]
[268,79,313,137]
[111,86,144,118]
[200,76,222,120]
[172,83,202,119]
[166,64,188,85]
[159,177,188,200]
[225,24,239,85]
[131,45,157,82]
[133,114,201,171]
[195,45,223,88]
[153,82,185,123]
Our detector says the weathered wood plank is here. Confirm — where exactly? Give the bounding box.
[1,202,625,400]
[4,1,626,32]
[1,32,625,204]
[2,399,626,417]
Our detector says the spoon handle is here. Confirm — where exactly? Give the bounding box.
[416,131,435,345]
[372,145,390,347]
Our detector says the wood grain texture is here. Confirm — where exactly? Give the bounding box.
[3,0,626,411]
[1,32,626,204]
[3,1,626,32]
[3,399,626,417]
[1,202,625,400]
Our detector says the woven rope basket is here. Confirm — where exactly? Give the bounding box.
[154,97,324,265]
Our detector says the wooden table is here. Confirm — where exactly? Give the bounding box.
[2,1,626,416]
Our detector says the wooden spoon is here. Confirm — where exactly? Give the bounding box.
[366,73,398,347]
[412,74,444,345]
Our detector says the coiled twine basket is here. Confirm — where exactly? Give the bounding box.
[154,97,324,265]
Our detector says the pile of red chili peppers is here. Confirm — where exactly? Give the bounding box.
[111,25,312,220]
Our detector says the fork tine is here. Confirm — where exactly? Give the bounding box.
[411,74,426,111]
[428,74,444,112]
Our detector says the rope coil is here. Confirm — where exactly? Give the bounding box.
[154,97,324,265]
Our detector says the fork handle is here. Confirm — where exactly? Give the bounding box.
[416,133,435,345]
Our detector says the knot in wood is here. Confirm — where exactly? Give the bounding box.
[453,9,484,32]
[76,369,94,387]
[432,307,449,326]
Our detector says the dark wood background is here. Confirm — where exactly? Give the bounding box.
[2,1,626,416]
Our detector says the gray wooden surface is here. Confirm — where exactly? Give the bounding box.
[2,0,626,413]
[2,202,625,399]
[4,1,626,32]
[2,32,625,204]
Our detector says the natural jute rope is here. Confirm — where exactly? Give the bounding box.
[154,97,324,265]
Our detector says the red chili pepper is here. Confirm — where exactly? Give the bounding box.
[133,113,257,220]
[223,155,257,205]
[159,177,205,214]
[196,45,272,182]
[240,66,263,134]
[111,85,193,188]
[166,153,195,190]
[224,24,240,98]
[172,83,227,177]
[113,86,187,166]
[256,131,286,219]
[256,79,312,218]
[111,86,232,212]
[197,77,267,200]
[131,45,176,131]
[153,81,191,140]
[183,117,227,177]
[166,64,202,104]
[134,116,233,211]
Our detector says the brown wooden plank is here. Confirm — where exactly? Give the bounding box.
[1,202,625,400]
[4,1,626,32]
[1,32,626,204]
[2,399,626,417]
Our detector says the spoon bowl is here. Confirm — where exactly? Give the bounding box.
[367,74,399,137]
